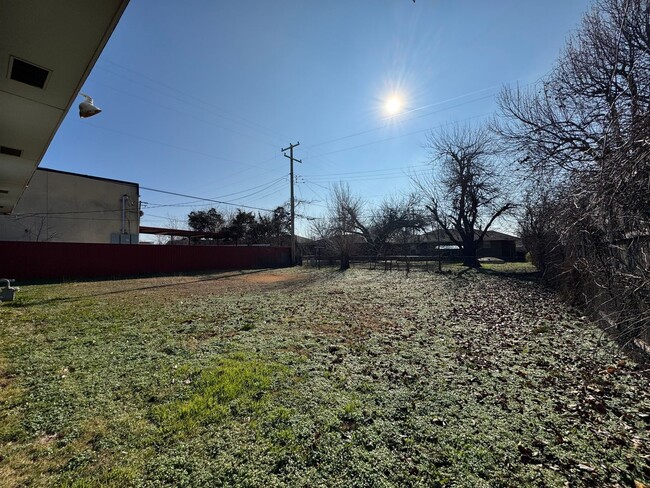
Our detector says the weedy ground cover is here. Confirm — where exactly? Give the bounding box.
[0,265,648,487]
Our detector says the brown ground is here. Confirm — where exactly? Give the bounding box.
[34,268,316,307]
[236,272,298,283]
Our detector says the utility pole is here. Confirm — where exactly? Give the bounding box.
[281,142,301,264]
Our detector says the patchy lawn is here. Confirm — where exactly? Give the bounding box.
[0,265,648,487]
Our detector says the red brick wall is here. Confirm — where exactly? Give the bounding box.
[0,242,290,281]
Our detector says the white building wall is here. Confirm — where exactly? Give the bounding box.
[0,168,139,243]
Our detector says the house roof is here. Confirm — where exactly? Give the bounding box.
[309,234,367,247]
[296,235,315,245]
[407,229,518,244]
[0,0,130,214]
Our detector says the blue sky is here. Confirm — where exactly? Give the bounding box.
[41,0,593,237]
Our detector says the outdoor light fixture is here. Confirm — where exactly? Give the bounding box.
[78,93,102,118]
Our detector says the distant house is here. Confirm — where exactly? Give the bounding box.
[301,229,521,262]
[403,229,519,260]
[0,168,140,244]
[303,234,365,257]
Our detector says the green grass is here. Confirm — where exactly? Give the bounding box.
[0,265,648,487]
[154,354,286,434]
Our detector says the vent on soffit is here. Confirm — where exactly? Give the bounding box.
[9,57,51,89]
[0,146,23,157]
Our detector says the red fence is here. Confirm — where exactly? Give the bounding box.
[0,242,291,281]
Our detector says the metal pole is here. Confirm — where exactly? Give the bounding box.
[281,142,301,265]
[121,194,127,235]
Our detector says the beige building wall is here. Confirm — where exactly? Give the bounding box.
[0,168,139,243]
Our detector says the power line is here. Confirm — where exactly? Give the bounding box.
[303,168,431,184]
[140,186,278,213]
[189,175,288,202]
[142,199,208,209]
[304,162,431,179]
[247,185,288,204]
[141,176,287,214]
[166,176,288,208]
[304,173,428,185]
[302,79,535,154]
[143,187,285,210]
[299,179,328,199]
[83,122,247,165]
[80,121,288,188]
[92,79,281,149]
[12,209,125,216]
[189,153,286,195]
[99,58,291,142]
[308,112,492,159]
[306,93,496,150]
[221,177,287,201]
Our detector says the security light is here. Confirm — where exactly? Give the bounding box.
[79,93,102,118]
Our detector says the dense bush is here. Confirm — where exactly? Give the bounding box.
[498,0,650,347]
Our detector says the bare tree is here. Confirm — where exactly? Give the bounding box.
[416,125,515,268]
[313,182,427,270]
[341,193,424,261]
[311,183,361,270]
[150,214,187,245]
[518,184,565,279]
[496,0,650,346]
[24,216,58,242]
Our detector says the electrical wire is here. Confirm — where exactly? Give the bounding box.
[188,153,286,195]
[99,58,292,142]
[246,186,288,204]
[141,175,288,209]
[302,79,536,154]
[85,66,530,198]
[73,59,541,232]
[80,121,288,189]
[307,112,493,159]
[139,186,278,213]
[208,175,287,199]
[142,199,207,209]
[306,93,496,150]
[12,209,125,216]
[83,121,247,165]
[92,79,281,149]
[222,177,287,202]
[304,162,431,180]
[92,59,532,178]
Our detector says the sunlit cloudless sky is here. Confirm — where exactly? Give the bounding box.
[41,0,593,236]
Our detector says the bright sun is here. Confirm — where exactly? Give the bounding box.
[385,96,402,115]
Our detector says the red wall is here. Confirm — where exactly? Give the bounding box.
[0,242,291,281]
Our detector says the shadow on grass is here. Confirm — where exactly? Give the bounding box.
[477,266,541,284]
[446,263,541,286]
[5,269,269,307]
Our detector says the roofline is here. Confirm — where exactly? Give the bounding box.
[37,166,139,188]
[395,230,518,244]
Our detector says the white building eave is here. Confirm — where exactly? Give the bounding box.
[0,0,130,214]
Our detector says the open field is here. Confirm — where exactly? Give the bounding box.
[0,265,648,487]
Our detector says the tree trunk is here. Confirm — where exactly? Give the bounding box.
[462,239,481,268]
[340,255,350,271]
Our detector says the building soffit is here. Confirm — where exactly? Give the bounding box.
[0,0,130,214]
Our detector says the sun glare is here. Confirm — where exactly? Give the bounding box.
[385,96,402,115]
